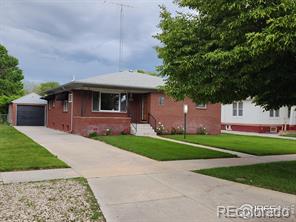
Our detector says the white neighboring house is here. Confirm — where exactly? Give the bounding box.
[222,99,296,133]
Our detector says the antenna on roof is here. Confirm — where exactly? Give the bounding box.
[104,1,134,71]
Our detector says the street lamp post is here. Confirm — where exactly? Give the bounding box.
[183,104,188,139]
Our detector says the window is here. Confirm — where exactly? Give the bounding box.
[63,100,68,112]
[101,93,119,111]
[92,92,100,111]
[120,93,127,112]
[270,109,279,117]
[238,102,243,116]
[92,92,127,112]
[232,102,243,116]
[159,95,165,105]
[232,102,237,116]
[196,103,207,109]
[68,93,73,103]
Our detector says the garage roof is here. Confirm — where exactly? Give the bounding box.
[12,93,47,105]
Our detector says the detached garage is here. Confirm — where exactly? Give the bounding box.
[8,93,47,126]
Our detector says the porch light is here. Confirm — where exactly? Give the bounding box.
[183,104,188,139]
[183,104,188,114]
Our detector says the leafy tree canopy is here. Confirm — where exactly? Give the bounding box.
[0,44,24,113]
[155,0,296,109]
[33,81,60,95]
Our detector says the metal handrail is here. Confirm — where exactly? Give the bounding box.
[128,113,137,133]
[148,113,157,131]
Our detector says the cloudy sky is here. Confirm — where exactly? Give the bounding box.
[0,0,181,84]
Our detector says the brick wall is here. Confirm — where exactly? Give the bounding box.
[72,116,131,136]
[47,95,72,132]
[148,92,221,135]
[47,90,220,135]
[72,90,131,136]
[9,103,17,125]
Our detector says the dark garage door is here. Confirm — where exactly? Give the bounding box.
[17,105,45,126]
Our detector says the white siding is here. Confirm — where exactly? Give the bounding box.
[222,100,290,125]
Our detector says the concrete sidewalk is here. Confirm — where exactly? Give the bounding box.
[14,127,296,222]
[222,130,296,140]
[0,168,79,184]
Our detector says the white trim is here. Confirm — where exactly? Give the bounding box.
[63,100,69,112]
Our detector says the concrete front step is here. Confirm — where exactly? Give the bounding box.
[131,123,157,136]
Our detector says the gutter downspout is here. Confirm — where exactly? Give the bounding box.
[70,91,74,133]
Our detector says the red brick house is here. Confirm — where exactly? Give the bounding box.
[44,71,221,136]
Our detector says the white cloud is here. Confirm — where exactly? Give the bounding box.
[0,0,181,83]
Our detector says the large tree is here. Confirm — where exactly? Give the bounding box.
[155,0,296,109]
[33,81,60,95]
[0,44,24,113]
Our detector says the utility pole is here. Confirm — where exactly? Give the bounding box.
[105,1,134,71]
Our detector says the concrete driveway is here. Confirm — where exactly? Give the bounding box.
[16,127,296,222]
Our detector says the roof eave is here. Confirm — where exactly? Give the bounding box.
[43,81,163,96]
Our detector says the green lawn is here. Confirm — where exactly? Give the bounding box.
[0,124,68,172]
[196,161,296,195]
[93,135,236,161]
[164,134,296,156]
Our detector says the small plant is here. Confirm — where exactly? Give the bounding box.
[176,126,184,134]
[88,132,98,138]
[171,126,184,135]
[197,126,207,135]
[121,128,129,135]
[105,128,112,136]
[171,127,177,135]
[156,122,166,135]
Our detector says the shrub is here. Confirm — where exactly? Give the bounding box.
[121,128,129,135]
[171,126,184,135]
[176,126,184,134]
[156,122,166,135]
[105,128,112,136]
[197,126,207,135]
[171,127,177,135]
[88,132,98,138]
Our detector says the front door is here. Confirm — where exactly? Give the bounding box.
[141,95,148,122]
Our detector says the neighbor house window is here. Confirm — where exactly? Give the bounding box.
[92,92,127,112]
[63,100,68,112]
[233,102,243,116]
[238,102,243,116]
[159,95,165,106]
[270,109,280,117]
[196,103,207,109]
